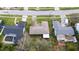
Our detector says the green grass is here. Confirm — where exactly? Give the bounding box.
[0,44,16,51]
[0,7,24,10]
[10,7,24,10]
[28,7,54,11]
[0,17,15,25]
[0,35,3,43]
[38,7,54,11]
[26,16,32,32]
[0,17,22,26]
[65,42,78,51]
[60,7,79,10]
[0,14,22,17]
[28,7,37,10]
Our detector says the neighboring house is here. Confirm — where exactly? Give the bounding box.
[53,21,77,42]
[29,21,50,38]
[3,22,26,44]
[53,21,74,36]
[75,23,79,33]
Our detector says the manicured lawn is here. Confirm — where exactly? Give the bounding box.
[0,14,22,17]
[28,7,54,11]
[60,7,79,10]
[38,7,54,11]
[0,17,22,26]
[28,7,37,10]
[0,17,15,25]
[0,7,24,10]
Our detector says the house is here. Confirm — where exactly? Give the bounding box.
[3,22,26,44]
[53,21,74,36]
[53,21,77,42]
[29,21,50,38]
[75,23,79,33]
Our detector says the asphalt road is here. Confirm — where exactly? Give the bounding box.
[0,9,79,15]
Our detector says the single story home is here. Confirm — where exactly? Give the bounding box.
[3,22,26,44]
[53,21,77,42]
[53,21,74,36]
[29,21,50,38]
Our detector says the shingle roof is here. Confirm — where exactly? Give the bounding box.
[29,21,49,35]
[3,26,23,43]
[3,22,26,43]
[56,27,74,35]
[53,21,62,30]
[18,22,26,28]
[0,25,3,29]
[53,21,74,36]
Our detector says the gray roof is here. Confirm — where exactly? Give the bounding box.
[53,21,74,36]
[29,21,49,35]
[56,27,74,35]
[3,22,26,44]
[53,21,62,30]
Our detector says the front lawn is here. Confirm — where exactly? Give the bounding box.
[28,7,54,11]
[60,7,79,10]
[0,17,22,26]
